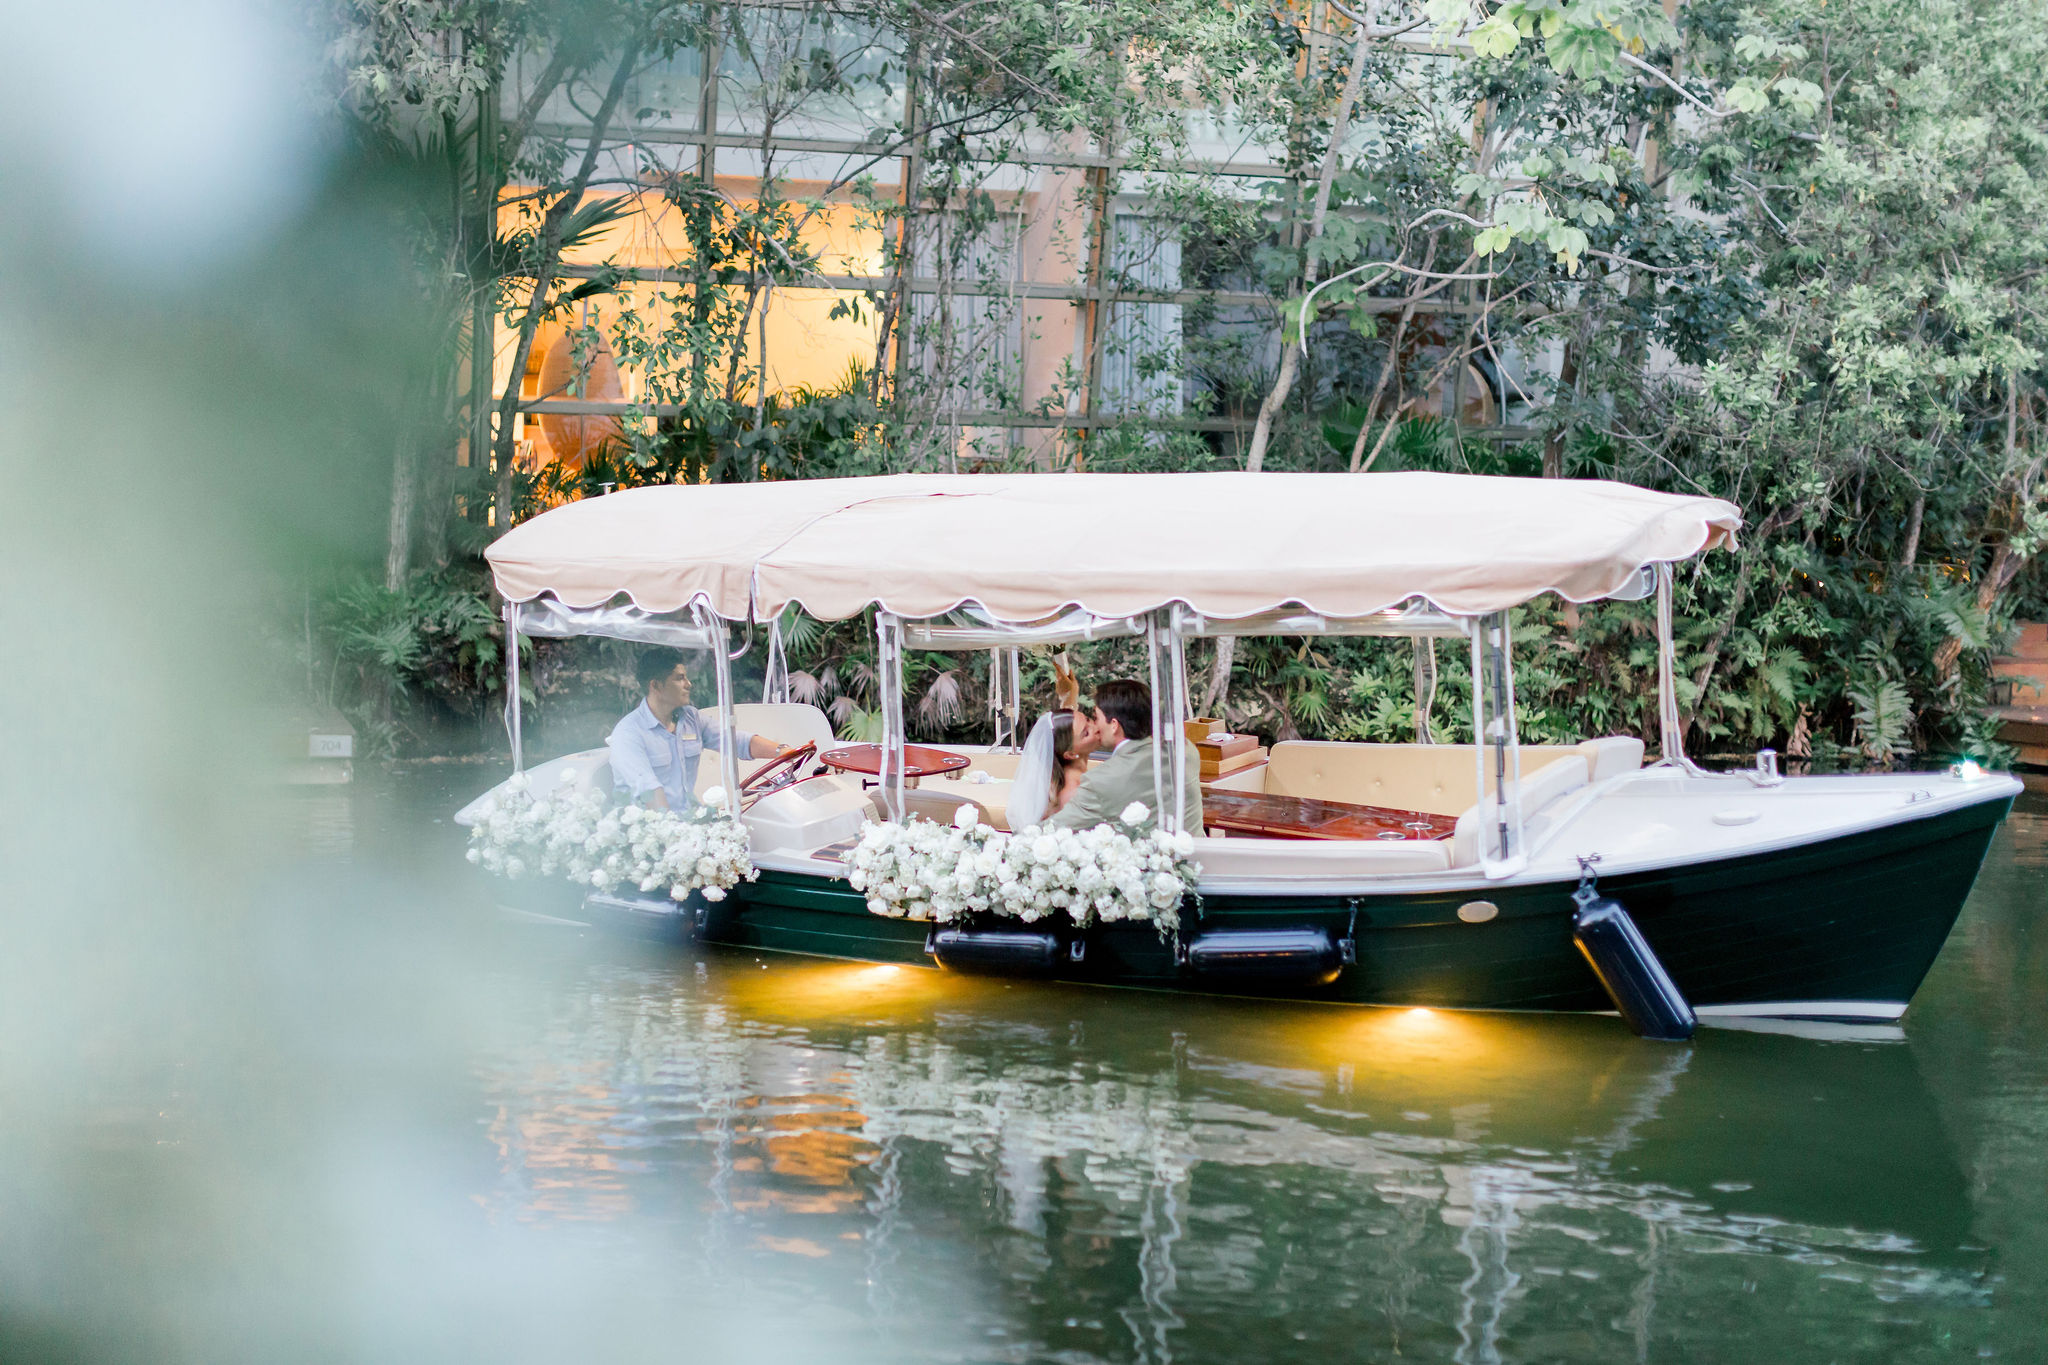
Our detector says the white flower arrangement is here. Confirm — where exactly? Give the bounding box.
[466,783,756,902]
[845,804,1198,935]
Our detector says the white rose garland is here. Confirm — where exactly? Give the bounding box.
[846,805,1198,935]
[467,784,756,902]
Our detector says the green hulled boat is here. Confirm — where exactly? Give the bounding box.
[460,472,2021,1034]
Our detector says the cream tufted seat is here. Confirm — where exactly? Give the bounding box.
[949,750,1023,780]
[1450,755,1590,866]
[1257,737,1644,816]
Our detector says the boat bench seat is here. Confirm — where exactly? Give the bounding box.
[1450,754,1592,866]
[900,786,996,827]
[905,749,1021,828]
[1258,737,1643,816]
[948,750,1023,780]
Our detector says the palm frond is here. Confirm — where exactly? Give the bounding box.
[914,669,964,733]
[556,195,639,253]
[780,608,824,658]
[834,703,883,741]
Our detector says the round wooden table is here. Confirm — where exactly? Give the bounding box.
[818,743,972,779]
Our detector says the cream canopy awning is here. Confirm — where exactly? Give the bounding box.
[484,471,1740,623]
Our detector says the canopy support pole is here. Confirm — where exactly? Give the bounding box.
[1165,615,1192,833]
[1654,563,1702,774]
[1412,637,1437,744]
[877,612,908,818]
[699,604,743,818]
[988,647,1022,749]
[988,650,1003,747]
[1145,617,1169,830]
[1007,648,1023,750]
[762,614,789,705]
[1470,611,1525,878]
[502,602,524,775]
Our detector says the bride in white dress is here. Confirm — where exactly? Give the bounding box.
[1005,710,1091,830]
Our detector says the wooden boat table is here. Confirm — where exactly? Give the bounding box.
[818,742,971,779]
[1198,787,1457,842]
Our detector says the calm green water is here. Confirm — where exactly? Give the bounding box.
[332,767,2048,1363]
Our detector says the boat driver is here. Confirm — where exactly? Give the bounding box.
[609,647,794,809]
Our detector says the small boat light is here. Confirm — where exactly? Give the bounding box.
[1951,759,1986,782]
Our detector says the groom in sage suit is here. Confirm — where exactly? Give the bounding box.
[1048,679,1204,833]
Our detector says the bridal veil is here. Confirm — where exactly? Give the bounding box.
[1006,712,1058,829]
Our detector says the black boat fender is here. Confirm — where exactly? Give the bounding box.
[1570,858,1696,1041]
[1178,904,1359,986]
[925,926,1072,975]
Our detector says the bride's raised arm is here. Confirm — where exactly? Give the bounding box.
[1051,651,1081,713]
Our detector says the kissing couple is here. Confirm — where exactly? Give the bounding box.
[1006,673,1203,833]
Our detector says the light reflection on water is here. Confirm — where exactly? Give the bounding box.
[396,771,2046,1362]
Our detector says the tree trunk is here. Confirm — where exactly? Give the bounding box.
[1682,507,1799,734]
[1900,490,1926,567]
[1240,18,1375,474]
[1347,316,1403,471]
[1542,336,1581,478]
[417,336,464,572]
[1934,543,2021,679]
[1211,18,1375,712]
[1347,236,1442,472]
[492,42,642,535]
[877,50,922,406]
[1682,548,1755,735]
[464,82,499,552]
[1240,346,1302,477]
[723,276,764,403]
[384,424,417,590]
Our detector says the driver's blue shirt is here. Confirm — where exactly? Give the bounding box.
[607,701,752,808]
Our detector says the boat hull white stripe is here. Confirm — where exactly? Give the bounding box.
[1691,1000,1906,1021]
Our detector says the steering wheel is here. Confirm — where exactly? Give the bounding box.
[739,741,818,807]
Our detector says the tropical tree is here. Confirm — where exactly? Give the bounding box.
[1201,0,1807,709]
[1592,0,2048,755]
[318,0,2047,764]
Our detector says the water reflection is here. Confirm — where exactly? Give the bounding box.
[314,765,2038,1361]
[471,937,1999,1363]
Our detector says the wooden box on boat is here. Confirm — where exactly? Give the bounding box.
[1200,745,1268,779]
[1196,731,1259,760]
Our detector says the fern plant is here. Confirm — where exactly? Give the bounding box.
[1847,678,1916,767]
